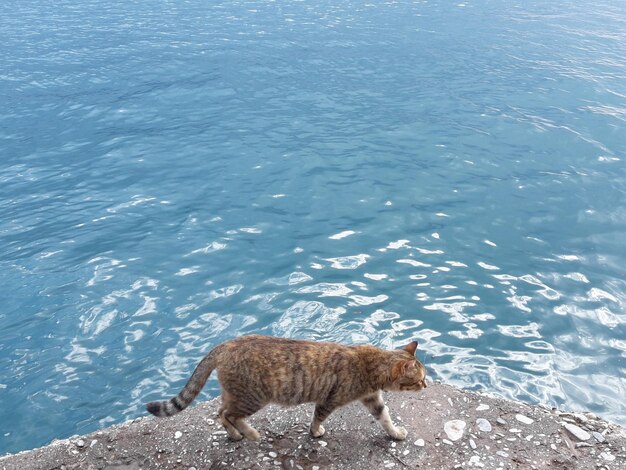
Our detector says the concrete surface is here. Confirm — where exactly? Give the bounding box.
[2,383,626,469]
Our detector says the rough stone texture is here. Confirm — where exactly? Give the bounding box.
[2,384,626,470]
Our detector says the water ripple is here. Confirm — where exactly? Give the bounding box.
[1,0,626,454]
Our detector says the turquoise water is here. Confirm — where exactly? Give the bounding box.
[1,0,625,454]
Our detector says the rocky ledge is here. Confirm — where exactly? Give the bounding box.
[2,383,625,470]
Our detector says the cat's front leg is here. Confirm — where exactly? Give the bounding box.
[361,392,407,440]
[310,402,337,438]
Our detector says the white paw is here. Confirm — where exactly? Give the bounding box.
[310,424,326,438]
[245,428,261,441]
[227,429,243,441]
[391,426,408,441]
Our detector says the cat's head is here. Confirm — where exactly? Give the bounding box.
[387,341,428,392]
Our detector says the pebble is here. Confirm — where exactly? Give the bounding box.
[563,423,591,441]
[575,442,592,448]
[496,451,509,458]
[268,452,278,458]
[476,404,490,411]
[600,452,615,462]
[469,439,477,450]
[476,418,492,433]
[496,418,507,425]
[318,440,327,447]
[443,439,453,445]
[403,449,410,456]
[174,431,183,439]
[75,439,85,448]
[592,431,606,443]
[189,467,197,470]
[444,420,467,441]
[414,439,425,447]
[515,414,534,425]
[509,428,521,433]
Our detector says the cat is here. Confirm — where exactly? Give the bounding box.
[146,335,427,441]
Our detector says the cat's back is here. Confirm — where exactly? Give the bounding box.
[221,334,353,363]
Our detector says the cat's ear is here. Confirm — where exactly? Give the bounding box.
[403,341,418,356]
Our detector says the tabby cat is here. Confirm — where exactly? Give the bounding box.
[146,335,427,441]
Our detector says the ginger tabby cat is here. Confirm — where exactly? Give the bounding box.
[146,335,427,441]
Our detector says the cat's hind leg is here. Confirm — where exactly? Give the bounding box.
[218,392,243,440]
[219,391,263,441]
[310,402,337,438]
[361,392,407,440]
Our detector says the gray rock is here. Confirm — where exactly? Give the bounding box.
[563,423,591,441]
[592,431,605,443]
[476,418,492,433]
[469,439,476,450]
[414,439,425,447]
[496,417,507,425]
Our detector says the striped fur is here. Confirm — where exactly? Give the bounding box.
[146,348,220,417]
[145,335,427,441]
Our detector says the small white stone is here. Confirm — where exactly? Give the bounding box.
[563,423,591,441]
[75,439,85,448]
[550,444,557,450]
[268,452,278,458]
[515,414,534,425]
[600,452,615,462]
[444,420,467,441]
[189,467,197,470]
[496,451,509,458]
[476,418,492,433]
[443,439,453,445]
[318,440,327,447]
[403,449,410,456]
[476,404,490,411]
[174,431,183,439]
[414,439,425,447]
[496,417,507,425]
[509,428,521,433]
[469,439,477,449]
[90,439,97,448]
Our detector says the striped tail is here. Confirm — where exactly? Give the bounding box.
[146,348,218,417]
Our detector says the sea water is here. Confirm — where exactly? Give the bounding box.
[1,0,625,454]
